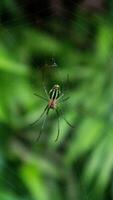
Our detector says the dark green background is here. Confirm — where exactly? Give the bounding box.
[0,0,113,200]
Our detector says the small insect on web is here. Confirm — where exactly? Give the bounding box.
[31,84,74,142]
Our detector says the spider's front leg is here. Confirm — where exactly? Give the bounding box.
[31,105,48,126]
[43,83,49,99]
[57,107,74,128]
[34,93,48,101]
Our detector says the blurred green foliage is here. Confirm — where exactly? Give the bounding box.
[0,0,113,200]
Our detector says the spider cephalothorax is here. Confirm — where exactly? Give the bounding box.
[49,84,61,100]
[48,84,61,109]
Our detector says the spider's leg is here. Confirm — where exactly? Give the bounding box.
[36,107,49,142]
[31,105,48,126]
[34,93,48,101]
[57,93,64,101]
[58,108,74,128]
[55,109,60,142]
[59,96,70,103]
[43,83,49,99]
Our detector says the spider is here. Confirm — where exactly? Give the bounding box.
[31,84,74,142]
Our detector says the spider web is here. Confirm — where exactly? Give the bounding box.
[0,1,113,200]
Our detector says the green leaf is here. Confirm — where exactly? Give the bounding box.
[20,164,50,200]
[65,117,104,164]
